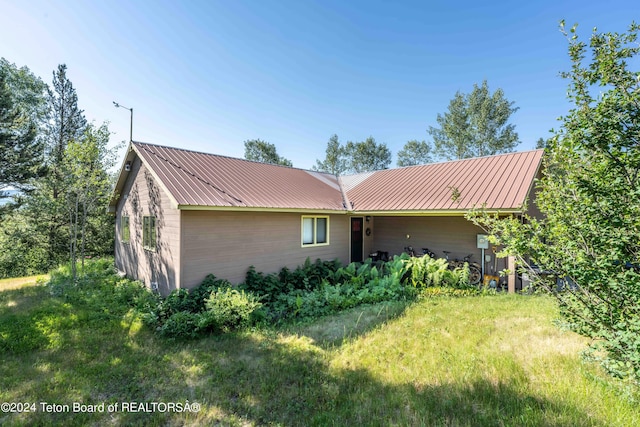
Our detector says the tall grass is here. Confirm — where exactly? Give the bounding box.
[0,262,637,426]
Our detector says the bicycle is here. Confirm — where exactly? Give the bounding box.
[404,246,436,258]
[442,251,482,286]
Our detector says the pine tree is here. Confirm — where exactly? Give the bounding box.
[0,71,42,192]
[41,64,87,267]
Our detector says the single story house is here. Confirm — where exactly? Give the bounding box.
[109,142,544,294]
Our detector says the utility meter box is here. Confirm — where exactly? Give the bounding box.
[477,234,489,250]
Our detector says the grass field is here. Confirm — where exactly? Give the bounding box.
[0,276,638,426]
[0,275,47,291]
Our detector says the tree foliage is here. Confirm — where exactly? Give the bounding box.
[63,123,120,280]
[535,137,548,149]
[468,22,640,385]
[313,134,347,175]
[344,136,392,173]
[314,134,391,175]
[0,58,48,126]
[46,64,87,169]
[429,80,519,160]
[0,63,115,278]
[0,70,42,191]
[397,139,433,167]
[243,139,293,167]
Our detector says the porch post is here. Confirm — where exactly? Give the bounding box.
[507,256,516,293]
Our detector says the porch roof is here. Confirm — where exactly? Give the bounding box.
[342,149,544,212]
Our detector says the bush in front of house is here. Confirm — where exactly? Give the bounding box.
[199,286,263,333]
[403,255,473,289]
[141,274,263,340]
[244,255,417,322]
[144,254,480,339]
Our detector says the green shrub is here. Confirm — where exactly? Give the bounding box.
[204,286,263,332]
[404,256,472,289]
[190,274,232,311]
[158,311,202,340]
[242,266,284,304]
[270,258,414,322]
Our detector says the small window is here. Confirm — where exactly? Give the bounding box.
[301,216,329,247]
[121,215,130,243]
[143,216,156,251]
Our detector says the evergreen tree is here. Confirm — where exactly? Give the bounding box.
[0,58,48,127]
[41,64,87,267]
[0,71,42,191]
[46,64,86,173]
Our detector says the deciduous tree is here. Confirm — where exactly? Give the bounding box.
[397,140,433,167]
[313,134,347,175]
[429,80,519,160]
[243,139,292,167]
[469,22,640,385]
[344,137,391,173]
[63,123,119,280]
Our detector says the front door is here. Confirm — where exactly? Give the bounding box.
[350,217,364,263]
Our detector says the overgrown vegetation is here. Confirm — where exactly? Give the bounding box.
[1,265,638,426]
[468,22,640,386]
[242,256,415,322]
[139,255,478,340]
[0,61,118,279]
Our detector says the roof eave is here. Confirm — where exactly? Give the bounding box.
[350,208,525,216]
[108,143,137,213]
[177,205,348,214]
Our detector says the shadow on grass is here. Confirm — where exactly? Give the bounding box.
[0,286,609,426]
[203,333,599,427]
[285,300,409,349]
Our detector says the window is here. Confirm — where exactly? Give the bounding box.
[143,216,156,251]
[301,216,329,247]
[120,215,130,243]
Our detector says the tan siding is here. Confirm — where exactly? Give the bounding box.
[362,216,375,258]
[181,211,349,288]
[115,157,181,294]
[372,216,505,272]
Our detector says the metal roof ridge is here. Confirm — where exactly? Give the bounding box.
[373,148,545,172]
[132,141,338,175]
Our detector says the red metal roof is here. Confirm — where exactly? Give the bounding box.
[343,149,544,212]
[132,142,345,211]
[111,142,542,214]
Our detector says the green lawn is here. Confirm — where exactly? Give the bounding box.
[0,275,47,291]
[0,278,638,426]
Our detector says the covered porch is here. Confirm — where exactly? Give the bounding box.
[350,214,521,292]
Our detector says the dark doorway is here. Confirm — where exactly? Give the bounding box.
[350,217,364,263]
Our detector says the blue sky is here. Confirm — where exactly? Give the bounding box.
[1,0,638,169]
